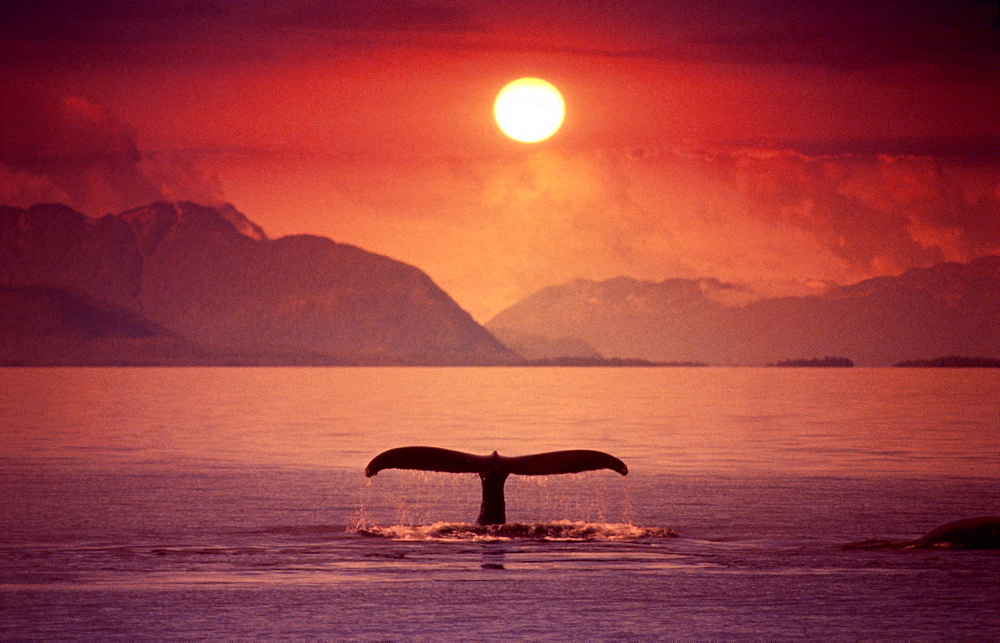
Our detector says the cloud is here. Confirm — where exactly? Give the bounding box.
[0,0,479,61]
[262,143,999,320]
[656,147,1000,276]
[693,0,1000,71]
[141,152,227,207]
[0,94,223,215]
[0,0,239,38]
[876,154,1000,258]
[272,1,479,32]
[3,88,994,321]
[6,0,994,73]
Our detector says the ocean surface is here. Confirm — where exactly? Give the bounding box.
[1,367,998,639]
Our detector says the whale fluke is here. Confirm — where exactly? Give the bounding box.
[504,450,628,476]
[365,446,487,476]
[365,446,628,478]
[364,446,628,525]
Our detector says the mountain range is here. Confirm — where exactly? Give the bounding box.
[3,201,998,367]
[486,257,1000,366]
[0,202,515,365]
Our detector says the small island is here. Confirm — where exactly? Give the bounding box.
[767,356,854,367]
[893,356,1000,368]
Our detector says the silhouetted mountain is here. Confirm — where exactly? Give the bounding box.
[0,285,198,365]
[489,327,603,360]
[1,202,516,365]
[767,357,854,367]
[487,257,1000,366]
[0,285,170,339]
[0,204,142,307]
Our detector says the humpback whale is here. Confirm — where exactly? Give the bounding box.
[365,446,628,525]
[845,516,1000,550]
[911,516,1000,550]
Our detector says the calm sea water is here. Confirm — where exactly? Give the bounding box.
[1,367,998,639]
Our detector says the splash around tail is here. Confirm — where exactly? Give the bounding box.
[352,520,677,542]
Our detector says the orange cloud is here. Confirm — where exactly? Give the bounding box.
[3,2,998,321]
[0,95,225,215]
[208,144,998,321]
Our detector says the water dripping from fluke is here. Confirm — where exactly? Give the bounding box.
[364,446,629,526]
[351,520,678,542]
[358,447,676,541]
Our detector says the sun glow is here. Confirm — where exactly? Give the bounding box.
[494,78,565,143]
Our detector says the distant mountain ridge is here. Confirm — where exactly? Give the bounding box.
[0,285,203,366]
[6,201,997,367]
[0,202,516,365]
[487,257,1000,366]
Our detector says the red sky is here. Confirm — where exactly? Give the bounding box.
[2,0,998,320]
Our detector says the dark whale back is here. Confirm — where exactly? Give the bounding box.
[913,516,1000,550]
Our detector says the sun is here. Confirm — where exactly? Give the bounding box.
[494,78,565,143]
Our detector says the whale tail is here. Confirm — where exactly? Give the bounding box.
[365,446,627,478]
[364,446,628,525]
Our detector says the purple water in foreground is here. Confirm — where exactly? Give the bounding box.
[2,367,997,638]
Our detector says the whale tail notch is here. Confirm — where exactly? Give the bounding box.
[364,446,628,526]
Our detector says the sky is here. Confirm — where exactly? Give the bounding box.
[1,0,998,320]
